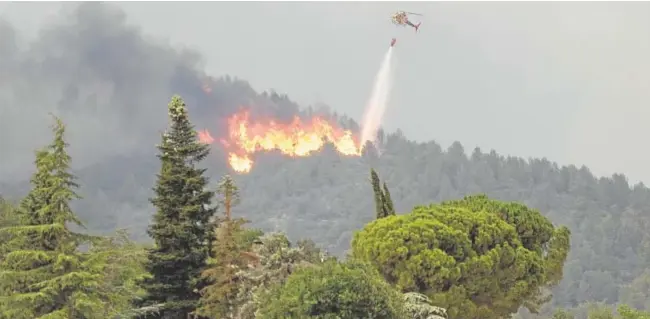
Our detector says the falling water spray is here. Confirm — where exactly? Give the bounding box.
[360,46,394,149]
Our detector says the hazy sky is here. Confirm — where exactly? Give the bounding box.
[1,2,650,184]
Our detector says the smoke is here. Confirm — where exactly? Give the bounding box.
[359,46,394,148]
[0,3,237,182]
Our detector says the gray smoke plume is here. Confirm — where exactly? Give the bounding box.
[0,2,226,182]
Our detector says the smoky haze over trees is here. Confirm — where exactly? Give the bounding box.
[2,2,650,316]
[0,2,252,181]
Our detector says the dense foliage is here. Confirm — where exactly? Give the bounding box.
[16,77,647,315]
[2,3,650,315]
[371,168,396,219]
[1,84,650,318]
[139,96,216,318]
[233,231,328,318]
[258,260,405,319]
[0,117,147,318]
[352,194,570,319]
[195,175,247,318]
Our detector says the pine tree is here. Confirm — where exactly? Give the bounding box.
[195,175,247,319]
[89,229,152,318]
[0,198,18,261]
[139,95,216,318]
[370,168,395,219]
[0,116,126,318]
[217,175,240,221]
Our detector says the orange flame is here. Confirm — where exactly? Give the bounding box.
[199,111,362,173]
[198,129,214,144]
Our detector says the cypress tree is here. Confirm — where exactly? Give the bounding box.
[370,168,395,219]
[0,116,114,318]
[382,182,395,216]
[139,95,216,318]
[370,168,386,219]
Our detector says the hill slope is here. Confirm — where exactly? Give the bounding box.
[5,79,649,308]
[1,2,649,312]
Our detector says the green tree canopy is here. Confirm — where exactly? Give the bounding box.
[0,198,18,260]
[139,95,216,318]
[351,194,571,319]
[0,117,144,318]
[196,175,247,318]
[619,270,650,311]
[258,260,405,319]
[612,305,650,319]
[545,304,650,319]
[370,168,395,219]
[89,229,151,318]
[237,232,328,318]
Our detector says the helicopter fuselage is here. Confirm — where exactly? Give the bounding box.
[391,12,409,25]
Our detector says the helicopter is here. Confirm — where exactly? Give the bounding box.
[391,10,422,32]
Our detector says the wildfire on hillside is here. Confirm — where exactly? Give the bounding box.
[198,110,362,173]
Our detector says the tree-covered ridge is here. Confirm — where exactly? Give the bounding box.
[0,92,648,318]
[0,2,648,316]
[2,76,649,311]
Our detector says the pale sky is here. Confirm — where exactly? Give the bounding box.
[1,2,650,184]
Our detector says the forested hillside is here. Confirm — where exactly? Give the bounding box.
[1,3,650,317]
[3,75,650,312]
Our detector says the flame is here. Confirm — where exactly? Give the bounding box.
[228,153,253,173]
[199,110,362,173]
[198,129,214,144]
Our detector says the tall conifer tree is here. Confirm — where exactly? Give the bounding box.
[139,96,216,318]
[0,116,119,318]
[382,182,395,216]
[370,169,386,219]
[370,168,395,219]
[195,175,247,318]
